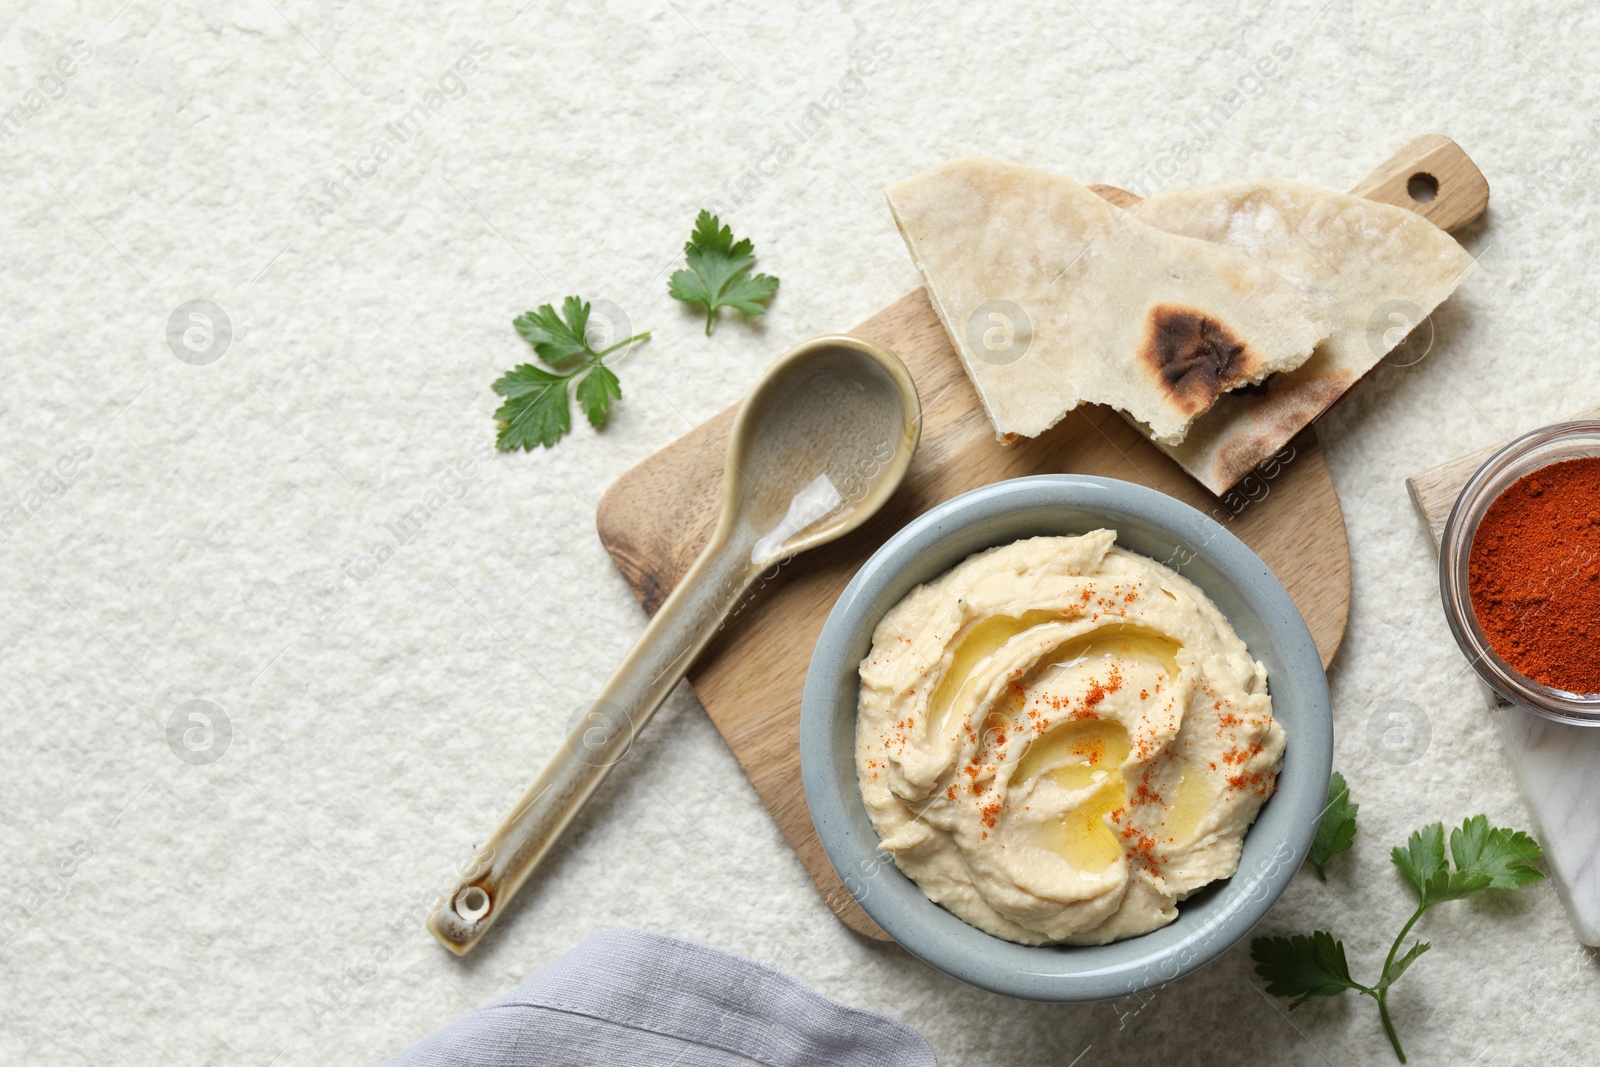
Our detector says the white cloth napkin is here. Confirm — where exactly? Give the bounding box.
[386,929,936,1066]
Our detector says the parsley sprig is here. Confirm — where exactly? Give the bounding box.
[1251,774,1544,1062]
[1306,770,1357,879]
[668,210,779,334]
[492,297,649,450]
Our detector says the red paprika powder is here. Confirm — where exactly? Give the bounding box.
[1467,456,1600,694]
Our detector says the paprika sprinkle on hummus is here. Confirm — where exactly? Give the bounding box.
[854,530,1284,946]
[1467,456,1600,695]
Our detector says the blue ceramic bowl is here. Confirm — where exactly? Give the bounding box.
[800,475,1331,1001]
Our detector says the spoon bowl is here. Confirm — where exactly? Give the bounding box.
[724,336,921,567]
[429,334,921,954]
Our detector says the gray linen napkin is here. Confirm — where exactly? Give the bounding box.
[386,929,936,1066]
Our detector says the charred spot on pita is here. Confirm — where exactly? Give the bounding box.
[1143,305,1250,412]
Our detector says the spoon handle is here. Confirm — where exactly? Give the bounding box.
[428,528,756,955]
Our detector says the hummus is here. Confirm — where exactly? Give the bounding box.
[856,531,1285,945]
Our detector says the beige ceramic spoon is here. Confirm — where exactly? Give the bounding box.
[429,334,921,954]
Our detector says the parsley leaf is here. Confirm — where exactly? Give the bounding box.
[513,296,595,369]
[1251,932,1367,1008]
[493,364,572,450]
[1379,941,1430,991]
[1450,814,1545,891]
[1391,823,1450,903]
[575,363,621,429]
[1307,770,1358,879]
[668,210,779,334]
[1391,821,1514,907]
[493,297,649,450]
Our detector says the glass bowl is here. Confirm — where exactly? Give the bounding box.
[1439,420,1600,726]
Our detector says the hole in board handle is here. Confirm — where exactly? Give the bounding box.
[455,885,491,922]
[1407,172,1439,204]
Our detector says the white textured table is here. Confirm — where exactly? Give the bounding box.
[3,2,1599,1064]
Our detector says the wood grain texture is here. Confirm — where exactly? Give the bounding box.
[1347,133,1489,235]
[1407,406,1600,546]
[596,288,1351,940]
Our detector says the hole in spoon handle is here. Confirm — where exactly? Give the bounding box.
[454,885,491,922]
[427,859,504,954]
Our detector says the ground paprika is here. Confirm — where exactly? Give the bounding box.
[1468,456,1600,694]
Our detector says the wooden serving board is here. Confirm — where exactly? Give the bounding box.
[597,136,1484,940]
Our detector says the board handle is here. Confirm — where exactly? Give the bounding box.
[1092,133,1489,234]
[1347,133,1488,233]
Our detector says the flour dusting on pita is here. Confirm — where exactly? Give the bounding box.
[1131,178,1475,492]
[886,158,1331,446]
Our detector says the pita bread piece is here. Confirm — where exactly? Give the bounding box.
[1132,178,1475,494]
[885,158,1330,445]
